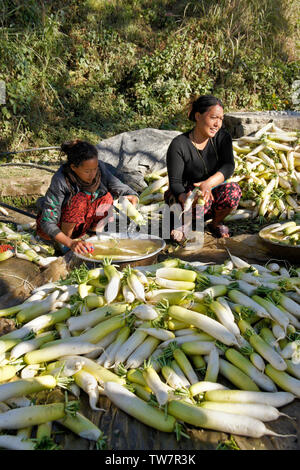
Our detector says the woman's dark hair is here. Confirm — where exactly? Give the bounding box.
[188,95,224,122]
[61,139,98,167]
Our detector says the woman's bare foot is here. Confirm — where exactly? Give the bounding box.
[170,227,187,244]
[207,223,230,238]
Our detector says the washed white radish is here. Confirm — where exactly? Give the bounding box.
[204,348,219,383]
[73,369,104,411]
[103,260,122,304]
[0,376,57,402]
[131,304,159,321]
[114,327,149,366]
[24,341,98,364]
[200,401,294,422]
[161,365,187,389]
[189,381,228,397]
[142,363,170,406]
[0,435,35,450]
[204,389,296,407]
[125,336,160,369]
[84,329,120,360]
[66,303,127,332]
[168,305,239,346]
[170,360,190,387]
[0,403,67,430]
[167,400,294,438]
[10,331,57,361]
[101,327,131,368]
[103,381,176,432]
[138,327,175,341]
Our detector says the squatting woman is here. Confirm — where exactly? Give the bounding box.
[165,95,241,242]
[36,139,138,254]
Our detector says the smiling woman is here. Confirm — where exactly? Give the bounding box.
[36,140,139,255]
[164,95,242,242]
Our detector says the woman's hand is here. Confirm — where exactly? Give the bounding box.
[124,195,139,206]
[69,239,95,255]
[193,181,214,204]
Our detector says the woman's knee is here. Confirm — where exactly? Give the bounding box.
[213,182,242,209]
[61,193,88,224]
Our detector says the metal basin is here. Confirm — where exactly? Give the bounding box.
[75,232,166,266]
[258,227,300,263]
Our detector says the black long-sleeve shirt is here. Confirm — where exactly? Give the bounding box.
[166,128,235,199]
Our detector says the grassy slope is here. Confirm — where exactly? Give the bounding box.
[0,0,299,155]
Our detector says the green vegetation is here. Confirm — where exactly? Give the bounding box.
[216,435,241,450]
[0,0,299,154]
[0,195,39,212]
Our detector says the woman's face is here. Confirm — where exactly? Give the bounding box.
[195,104,224,139]
[71,157,98,184]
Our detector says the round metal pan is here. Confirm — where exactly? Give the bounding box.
[74,232,166,264]
[258,226,300,263]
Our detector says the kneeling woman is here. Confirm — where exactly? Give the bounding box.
[165,95,241,241]
[36,140,138,254]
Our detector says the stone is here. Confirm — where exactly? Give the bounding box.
[224,110,300,138]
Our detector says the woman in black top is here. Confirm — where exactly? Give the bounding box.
[165,95,241,241]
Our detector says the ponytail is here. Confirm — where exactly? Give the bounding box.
[61,140,98,167]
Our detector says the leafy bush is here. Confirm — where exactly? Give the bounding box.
[0,0,298,154]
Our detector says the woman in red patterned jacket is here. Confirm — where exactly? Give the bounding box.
[36,140,138,254]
